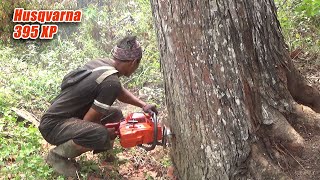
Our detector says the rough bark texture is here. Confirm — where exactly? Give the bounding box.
[150,0,320,179]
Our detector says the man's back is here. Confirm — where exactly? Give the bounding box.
[41,59,121,128]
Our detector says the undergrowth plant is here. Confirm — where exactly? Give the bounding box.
[275,0,320,53]
[0,99,59,179]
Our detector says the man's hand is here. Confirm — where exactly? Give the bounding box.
[117,87,159,115]
[143,104,158,115]
[106,128,117,140]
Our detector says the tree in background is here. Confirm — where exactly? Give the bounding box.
[151,0,320,179]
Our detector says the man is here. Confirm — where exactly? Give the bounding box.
[38,36,158,177]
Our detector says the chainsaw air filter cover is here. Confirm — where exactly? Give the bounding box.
[119,112,162,148]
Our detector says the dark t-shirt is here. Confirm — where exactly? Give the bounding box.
[40,58,121,129]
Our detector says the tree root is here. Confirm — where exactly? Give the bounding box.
[250,111,308,179]
[267,112,305,155]
[249,143,291,180]
[287,104,320,133]
[260,104,305,156]
[247,59,320,179]
[286,65,320,113]
[249,90,320,179]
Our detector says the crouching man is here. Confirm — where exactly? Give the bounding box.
[38,36,157,177]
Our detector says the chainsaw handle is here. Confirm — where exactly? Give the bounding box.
[104,122,120,136]
[104,122,120,129]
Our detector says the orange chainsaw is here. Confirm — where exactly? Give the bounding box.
[104,112,166,151]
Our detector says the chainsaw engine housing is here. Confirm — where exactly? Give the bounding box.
[119,112,162,148]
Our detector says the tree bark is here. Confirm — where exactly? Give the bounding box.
[150,0,320,179]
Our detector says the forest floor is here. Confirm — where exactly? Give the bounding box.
[285,51,320,180]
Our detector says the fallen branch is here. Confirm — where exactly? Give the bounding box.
[11,107,40,127]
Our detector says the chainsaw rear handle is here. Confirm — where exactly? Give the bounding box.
[104,122,120,135]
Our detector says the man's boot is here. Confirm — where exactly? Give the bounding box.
[46,140,91,177]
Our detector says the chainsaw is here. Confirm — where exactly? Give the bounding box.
[104,112,167,151]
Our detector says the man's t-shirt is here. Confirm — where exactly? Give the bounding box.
[40,58,121,130]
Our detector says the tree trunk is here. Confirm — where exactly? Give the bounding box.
[150,0,320,179]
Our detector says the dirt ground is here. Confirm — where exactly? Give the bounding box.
[285,51,320,180]
[293,50,320,90]
[286,134,320,179]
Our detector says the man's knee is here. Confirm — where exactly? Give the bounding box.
[73,125,112,150]
[94,126,112,149]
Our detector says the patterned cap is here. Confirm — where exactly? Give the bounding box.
[112,40,142,61]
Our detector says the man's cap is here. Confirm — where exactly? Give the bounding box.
[112,37,142,61]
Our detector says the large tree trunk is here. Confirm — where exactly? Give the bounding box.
[150,0,320,179]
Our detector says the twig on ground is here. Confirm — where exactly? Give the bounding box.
[280,144,306,171]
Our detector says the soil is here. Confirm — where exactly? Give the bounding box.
[286,134,320,179]
[293,50,320,90]
[285,51,320,180]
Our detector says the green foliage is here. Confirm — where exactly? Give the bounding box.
[78,157,101,175]
[75,0,161,88]
[0,110,58,179]
[275,0,320,52]
[295,0,320,18]
[161,156,172,168]
[0,46,62,114]
[0,90,14,115]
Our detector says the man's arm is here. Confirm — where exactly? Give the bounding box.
[84,79,121,123]
[117,86,146,108]
[83,108,117,140]
[117,86,158,114]
[83,108,103,123]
